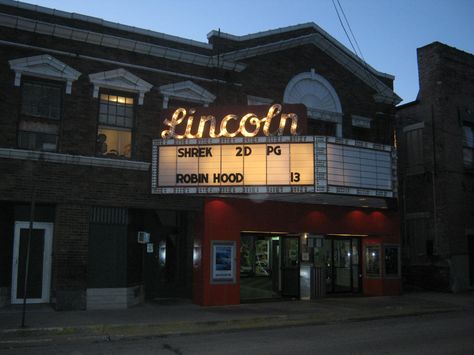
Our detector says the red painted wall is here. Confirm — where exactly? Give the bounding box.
[193,197,400,305]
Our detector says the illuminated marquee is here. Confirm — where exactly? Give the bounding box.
[152,105,396,197]
[153,136,315,194]
[151,135,396,197]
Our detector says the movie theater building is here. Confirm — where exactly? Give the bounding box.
[0,0,401,310]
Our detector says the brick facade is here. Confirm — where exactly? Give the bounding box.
[397,42,474,292]
[0,1,400,309]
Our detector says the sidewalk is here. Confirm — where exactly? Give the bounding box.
[1,291,473,348]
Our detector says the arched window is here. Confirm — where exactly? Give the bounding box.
[283,69,343,137]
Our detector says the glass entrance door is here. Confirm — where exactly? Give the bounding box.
[281,236,299,297]
[11,222,53,304]
[240,234,299,300]
[325,237,360,294]
[240,234,279,300]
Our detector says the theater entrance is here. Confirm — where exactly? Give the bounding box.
[324,237,361,294]
[240,233,299,301]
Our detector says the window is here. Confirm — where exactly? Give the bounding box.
[365,245,381,276]
[283,69,343,137]
[308,119,338,136]
[351,115,372,141]
[97,94,134,158]
[403,122,424,174]
[406,214,431,262]
[18,81,62,152]
[463,124,474,168]
[21,82,61,119]
[384,246,400,277]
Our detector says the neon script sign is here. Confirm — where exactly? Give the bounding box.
[161,104,299,139]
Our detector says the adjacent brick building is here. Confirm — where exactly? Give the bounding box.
[0,0,401,310]
[397,42,474,292]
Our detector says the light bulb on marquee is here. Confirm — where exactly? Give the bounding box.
[161,104,299,139]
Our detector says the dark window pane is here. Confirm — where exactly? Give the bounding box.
[384,247,399,276]
[17,228,45,299]
[365,246,380,276]
[18,131,58,151]
[116,104,125,117]
[21,82,61,120]
[99,103,108,115]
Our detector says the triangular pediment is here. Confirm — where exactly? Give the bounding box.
[213,24,401,105]
[89,68,153,105]
[9,55,81,93]
[159,81,216,104]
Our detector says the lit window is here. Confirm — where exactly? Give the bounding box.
[384,246,400,277]
[97,94,134,158]
[365,245,381,277]
[18,81,62,152]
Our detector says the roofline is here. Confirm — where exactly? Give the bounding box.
[219,33,401,104]
[1,0,397,81]
[0,0,212,49]
[208,22,395,80]
[396,99,420,109]
[0,12,246,72]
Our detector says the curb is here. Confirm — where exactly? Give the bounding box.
[0,307,460,349]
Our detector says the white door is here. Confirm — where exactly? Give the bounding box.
[11,222,53,304]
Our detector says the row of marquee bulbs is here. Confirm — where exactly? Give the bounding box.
[161,104,299,139]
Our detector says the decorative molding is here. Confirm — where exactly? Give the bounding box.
[159,81,216,108]
[8,54,81,94]
[247,95,273,105]
[0,39,231,86]
[89,68,153,105]
[284,69,343,137]
[403,121,424,133]
[308,108,343,123]
[0,3,399,103]
[351,115,372,129]
[0,0,211,49]
[0,12,245,72]
[0,148,150,171]
[221,34,401,105]
[210,22,394,80]
[284,69,342,111]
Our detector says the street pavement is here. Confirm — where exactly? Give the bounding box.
[0,291,473,349]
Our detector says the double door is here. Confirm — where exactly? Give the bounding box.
[240,234,300,300]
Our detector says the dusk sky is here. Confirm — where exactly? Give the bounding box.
[24,0,474,104]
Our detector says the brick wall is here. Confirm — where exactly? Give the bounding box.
[0,3,399,308]
[397,42,474,291]
[52,204,89,310]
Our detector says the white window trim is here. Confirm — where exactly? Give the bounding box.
[283,69,343,137]
[159,81,216,108]
[247,95,273,106]
[403,121,424,133]
[89,68,153,105]
[9,55,81,94]
[351,115,372,129]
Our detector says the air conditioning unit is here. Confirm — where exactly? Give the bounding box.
[137,231,150,244]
